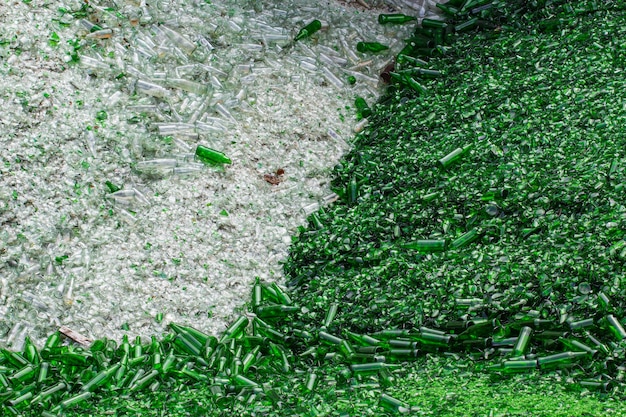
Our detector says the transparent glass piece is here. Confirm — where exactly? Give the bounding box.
[135,80,168,98]
[160,25,197,55]
[321,67,344,89]
[79,56,111,75]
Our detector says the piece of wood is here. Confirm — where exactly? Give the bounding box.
[59,326,93,347]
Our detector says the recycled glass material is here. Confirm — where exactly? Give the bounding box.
[5,0,626,415]
[378,14,417,25]
[356,42,390,53]
[438,144,473,169]
[195,145,232,165]
[354,97,372,120]
[402,239,447,253]
[455,17,480,32]
[421,18,448,29]
[294,20,322,41]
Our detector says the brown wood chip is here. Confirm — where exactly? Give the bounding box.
[264,169,285,185]
[59,326,92,346]
[263,174,281,185]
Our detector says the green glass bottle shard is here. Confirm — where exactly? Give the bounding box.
[322,303,339,329]
[270,282,292,305]
[304,372,319,393]
[604,315,626,340]
[195,145,232,165]
[396,54,428,67]
[559,337,598,357]
[58,391,93,410]
[438,144,473,169]
[254,304,299,318]
[402,239,447,253]
[488,359,537,374]
[389,72,428,95]
[295,20,322,41]
[460,0,492,13]
[378,14,416,25]
[436,3,460,16]
[32,382,66,404]
[421,18,448,29]
[105,181,121,193]
[380,393,409,413]
[537,351,588,369]
[220,316,249,343]
[345,331,382,347]
[405,76,428,95]
[481,188,509,201]
[354,97,372,120]
[81,363,120,392]
[348,176,358,204]
[10,365,37,384]
[398,68,442,79]
[357,42,389,53]
[512,326,532,356]
[451,229,480,249]
[404,35,435,48]
[455,17,479,32]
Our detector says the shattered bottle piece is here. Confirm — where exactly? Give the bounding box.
[357,42,389,53]
[378,14,417,25]
[195,145,232,165]
[294,20,322,41]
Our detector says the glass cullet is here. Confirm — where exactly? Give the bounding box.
[195,145,232,165]
[294,20,322,41]
[378,14,416,25]
[356,42,389,53]
[354,97,372,120]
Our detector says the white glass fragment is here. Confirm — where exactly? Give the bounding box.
[160,25,197,55]
[155,122,196,135]
[165,78,208,95]
[300,60,318,72]
[79,56,111,74]
[135,79,168,97]
[321,67,344,89]
[86,130,98,158]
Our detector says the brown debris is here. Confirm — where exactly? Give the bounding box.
[59,326,93,347]
[263,168,286,185]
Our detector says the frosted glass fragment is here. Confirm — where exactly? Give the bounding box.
[79,19,100,32]
[263,33,290,44]
[5,322,24,347]
[86,130,98,158]
[165,78,208,95]
[173,163,205,176]
[210,76,224,90]
[160,25,197,55]
[319,53,337,67]
[136,80,168,98]
[79,56,111,75]
[240,43,264,53]
[135,159,178,176]
[86,29,114,39]
[300,60,318,72]
[215,103,237,122]
[195,121,226,133]
[155,123,196,136]
[321,67,345,89]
